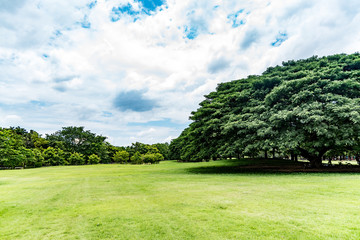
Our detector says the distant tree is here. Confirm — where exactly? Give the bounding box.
[129,142,148,155]
[46,126,108,162]
[30,130,49,150]
[30,149,44,168]
[142,153,155,164]
[0,126,169,168]
[168,127,203,162]
[130,152,143,164]
[169,135,184,160]
[145,145,160,154]
[10,126,34,149]
[142,153,164,164]
[153,153,164,163]
[43,147,67,166]
[113,150,129,164]
[106,143,125,163]
[22,148,36,168]
[126,142,168,162]
[0,129,27,168]
[88,154,100,165]
[152,143,170,159]
[68,152,85,165]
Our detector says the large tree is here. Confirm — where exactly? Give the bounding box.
[265,76,360,167]
[46,126,108,162]
[0,128,42,168]
[170,53,360,167]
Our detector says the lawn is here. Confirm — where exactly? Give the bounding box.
[0,159,360,239]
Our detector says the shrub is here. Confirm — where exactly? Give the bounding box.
[130,152,143,164]
[142,153,155,164]
[154,153,164,164]
[68,152,85,165]
[113,151,129,164]
[25,148,44,168]
[33,148,44,166]
[88,154,100,164]
[142,153,164,164]
[43,147,68,166]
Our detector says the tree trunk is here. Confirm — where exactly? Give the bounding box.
[264,150,268,159]
[298,147,327,168]
[308,156,323,168]
[356,155,360,165]
[272,149,276,158]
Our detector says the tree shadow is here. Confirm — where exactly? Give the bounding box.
[185,160,360,175]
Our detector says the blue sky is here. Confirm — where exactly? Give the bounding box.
[0,0,360,146]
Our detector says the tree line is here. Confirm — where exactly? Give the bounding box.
[169,53,360,167]
[0,126,169,169]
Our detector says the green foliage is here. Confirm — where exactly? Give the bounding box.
[130,152,143,164]
[0,129,27,168]
[142,153,164,164]
[170,53,360,167]
[88,154,100,165]
[43,147,67,166]
[127,142,168,162]
[106,143,125,163]
[142,154,153,164]
[30,130,49,150]
[0,128,45,168]
[131,142,148,154]
[154,153,164,163]
[68,152,85,165]
[30,149,44,168]
[113,150,129,164]
[0,126,169,168]
[46,126,108,162]
[145,145,160,154]
[152,143,170,159]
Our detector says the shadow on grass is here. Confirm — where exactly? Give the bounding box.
[185,158,360,175]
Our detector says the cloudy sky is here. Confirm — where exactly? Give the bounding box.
[0,0,360,146]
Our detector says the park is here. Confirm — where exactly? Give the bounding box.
[1,53,360,239]
[1,1,360,239]
[1,159,360,239]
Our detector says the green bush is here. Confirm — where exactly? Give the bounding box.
[34,162,42,168]
[130,152,143,164]
[88,154,100,164]
[142,153,164,164]
[69,152,85,165]
[154,153,164,164]
[33,149,44,167]
[25,148,44,168]
[43,147,67,166]
[113,150,129,164]
[142,153,155,164]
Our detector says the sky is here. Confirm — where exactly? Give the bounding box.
[0,0,360,146]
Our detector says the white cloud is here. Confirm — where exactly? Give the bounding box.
[0,0,359,145]
[1,115,23,126]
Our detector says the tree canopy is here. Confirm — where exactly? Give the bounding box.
[46,126,108,162]
[0,127,169,169]
[169,53,360,167]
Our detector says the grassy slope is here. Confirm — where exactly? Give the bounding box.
[0,160,359,240]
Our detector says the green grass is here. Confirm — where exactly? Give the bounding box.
[1,159,360,239]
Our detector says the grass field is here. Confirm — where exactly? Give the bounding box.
[1,159,360,240]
